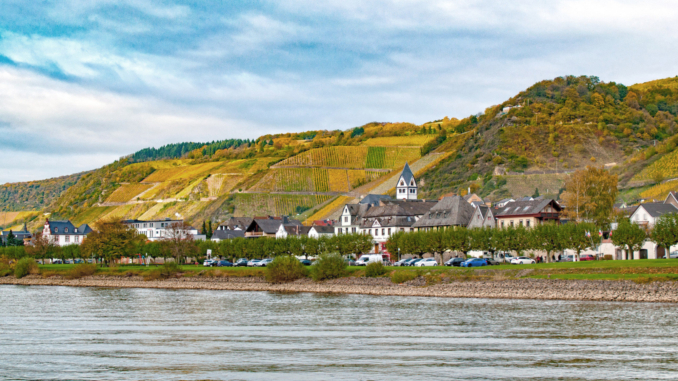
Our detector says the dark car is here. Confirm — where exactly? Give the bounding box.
[299,259,313,266]
[579,254,596,261]
[216,260,233,267]
[483,258,500,266]
[409,258,423,267]
[234,258,249,267]
[445,258,465,267]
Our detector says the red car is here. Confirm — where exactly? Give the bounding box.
[579,254,596,261]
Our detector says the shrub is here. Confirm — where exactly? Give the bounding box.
[265,255,308,283]
[64,264,97,279]
[143,262,182,281]
[14,257,38,279]
[312,253,347,281]
[365,262,387,277]
[390,270,417,284]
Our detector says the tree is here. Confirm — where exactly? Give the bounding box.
[80,219,143,266]
[562,166,618,227]
[207,220,213,240]
[159,221,197,264]
[472,227,498,258]
[650,214,678,258]
[560,222,596,261]
[26,232,58,264]
[385,231,405,261]
[532,188,540,198]
[612,219,647,260]
[529,223,565,262]
[424,230,445,264]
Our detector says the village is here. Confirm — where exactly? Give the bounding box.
[4,163,678,265]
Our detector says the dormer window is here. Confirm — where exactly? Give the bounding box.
[54,228,58,233]
[65,228,68,233]
[75,228,78,233]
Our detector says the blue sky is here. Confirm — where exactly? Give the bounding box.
[1,0,677,184]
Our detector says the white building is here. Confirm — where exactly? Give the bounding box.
[42,220,92,246]
[396,163,417,200]
[629,203,678,229]
[122,218,200,241]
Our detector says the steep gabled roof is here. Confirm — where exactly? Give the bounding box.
[360,194,392,206]
[212,229,245,240]
[398,162,415,185]
[495,199,561,217]
[310,225,334,234]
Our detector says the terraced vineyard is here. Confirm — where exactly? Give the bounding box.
[142,162,223,182]
[105,183,154,203]
[640,180,678,201]
[71,206,117,226]
[275,146,420,169]
[361,135,435,147]
[233,194,333,217]
[249,168,385,192]
[633,149,678,182]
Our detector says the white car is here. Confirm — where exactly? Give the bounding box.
[415,258,438,267]
[510,256,536,265]
[203,259,215,267]
[355,254,383,266]
[393,258,410,267]
[256,258,273,267]
[247,259,261,267]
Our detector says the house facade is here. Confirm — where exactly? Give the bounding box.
[246,216,302,238]
[630,203,678,228]
[42,220,92,246]
[359,200,436,253]
[122,218,200,241]
[494,199,562,228]
[396,163,417,200]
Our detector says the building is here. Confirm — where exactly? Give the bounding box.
[1,225,32,245]
[309,225,335,238]
[396,163,417,200]
[664,192,678,209]
[335,203,372,235]
[245,216,302,238]
[122,219,200,241]
[216,217,253,232]
[412,195,496,231]
[359,199,437,253]
[42,219,92,246]
[494,198,515,208]
[629,203,678,229]
[276,224,311,239]
[494,199,562,228]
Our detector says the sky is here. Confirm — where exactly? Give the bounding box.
[0,0,677,184]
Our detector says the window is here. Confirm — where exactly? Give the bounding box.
[388,228,391,235]
[381,228,385,235]
[54,228,58,233]
[510,221,514,227]
[352,227,356,233]
[74,228,78,233]
[65,228,68,233]
[526,220,531,227]
[501,221,504,228]
[344,217,348,223]
[65,235,70,243]
[410,189,415,193]
[75,236,80,243]
[374,229,378,236]
[519,220,523,226]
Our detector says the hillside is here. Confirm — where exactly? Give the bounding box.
[5,74,678,231]
[0,172,85,213]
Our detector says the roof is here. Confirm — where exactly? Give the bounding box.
[398,162,415,185]
[360,194,392,206]
[45,220,90,236]
[220,217,253,229]
[212,230,245,240]
[363,200,436,219]
[495,199,561,217]
[310,225,334,234]
[412,196,476,228]
[247,217,302,234]
[122,218,182,223]
[283,225,311,236]
[637,203,678,218]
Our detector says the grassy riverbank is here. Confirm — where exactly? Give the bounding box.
[32,259,678,283]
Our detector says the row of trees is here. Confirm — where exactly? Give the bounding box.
[385,215,678,262]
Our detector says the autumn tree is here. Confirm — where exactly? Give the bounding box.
[562,166,618,227]
[80,219,143,266]
[25,232,58,263]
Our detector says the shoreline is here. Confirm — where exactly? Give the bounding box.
[2,275,678,303]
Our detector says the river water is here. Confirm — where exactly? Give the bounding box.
[1,285,677,380]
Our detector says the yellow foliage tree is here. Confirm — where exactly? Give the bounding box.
[561,166,618,227]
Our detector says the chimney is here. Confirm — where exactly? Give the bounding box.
[468,187,471,195]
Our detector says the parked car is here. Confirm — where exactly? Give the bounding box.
[482,257,500,266]
[65,259,74,264]
[52,259,63,264]
[247,259,261,267]
[664,251,678,259]
[74,259,84,264]
[501,255,516,264]
[299,259,313,266]
[461,258,488,267]
[510,256,536,265]
[445,258,465,267]
[408,258,423,267]
[355,254,383,266]
[234,258,248,267]
[579,254,596,261]
[256,258,273,267]
[346,259,356,266]
[558,255,574,262]
[203,259,216,267]
[393,258,410,267]
[415,258,438,267]
[216,260,233,267]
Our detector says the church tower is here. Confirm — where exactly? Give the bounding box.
[396,163,417,200]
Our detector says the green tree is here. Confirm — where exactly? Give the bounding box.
[650,214,678,259]
[80,220,143,266]
[560,223,596,261]
[612,219,646,260]
[532,188,540,198]
[529,223,565,262]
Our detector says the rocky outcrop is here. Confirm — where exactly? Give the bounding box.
[2,275,677,303]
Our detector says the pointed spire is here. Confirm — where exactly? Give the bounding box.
[399,162,414,184]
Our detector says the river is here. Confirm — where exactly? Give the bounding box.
[1,285,677,380]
